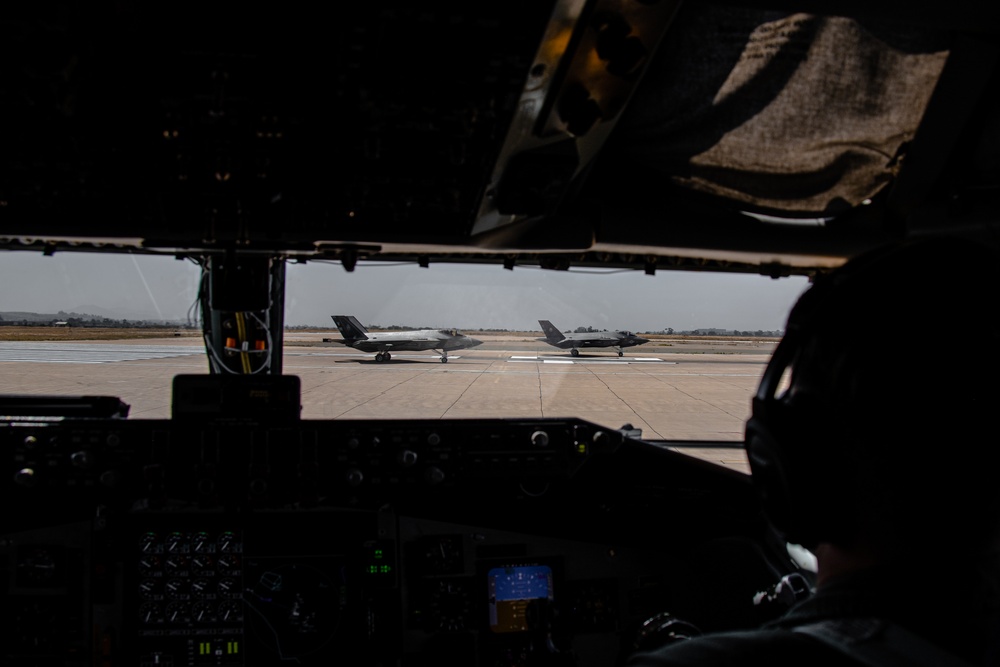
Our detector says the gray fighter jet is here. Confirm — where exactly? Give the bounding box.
[537,320,649,357]
[331,316,483,363]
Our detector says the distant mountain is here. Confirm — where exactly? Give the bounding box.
[0,311,65,323]
[69,304,118,318]
[68,304,165,320]
[68,304,189,323]
[0,309,187,325]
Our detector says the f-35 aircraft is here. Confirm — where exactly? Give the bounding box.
[331,315,483,363]
[538,319,650,357]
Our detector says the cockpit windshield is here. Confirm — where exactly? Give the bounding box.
[0,252,809,474]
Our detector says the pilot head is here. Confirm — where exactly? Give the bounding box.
[745,236,1000,568]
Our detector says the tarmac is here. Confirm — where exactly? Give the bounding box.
[0,334,777,475]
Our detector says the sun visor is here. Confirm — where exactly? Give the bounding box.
[605,7,950,217]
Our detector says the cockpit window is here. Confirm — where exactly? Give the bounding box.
[1,254,808,473]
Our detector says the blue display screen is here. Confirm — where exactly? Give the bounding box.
[487,564,553,633]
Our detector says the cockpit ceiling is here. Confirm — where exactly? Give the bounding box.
[1,2,998,273]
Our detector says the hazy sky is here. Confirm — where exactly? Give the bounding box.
[0,251,811,332]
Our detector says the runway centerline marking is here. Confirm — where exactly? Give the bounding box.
[508,355,672,365]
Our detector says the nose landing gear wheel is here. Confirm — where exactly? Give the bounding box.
[571,349,579,357]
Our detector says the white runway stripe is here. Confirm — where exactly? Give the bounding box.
[509,355,671,364]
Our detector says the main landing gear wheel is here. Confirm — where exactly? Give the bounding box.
[571,349,580,357]
[440,356,449,363]
[618,350,623,357]
[375,352,391,362]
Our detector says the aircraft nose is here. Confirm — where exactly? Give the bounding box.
[467,337,484,348]
[636,337,650,344]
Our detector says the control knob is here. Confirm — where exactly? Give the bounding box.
[531,430,550,447]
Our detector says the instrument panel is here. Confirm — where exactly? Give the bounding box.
[3,414,787,666]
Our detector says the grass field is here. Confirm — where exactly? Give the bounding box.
[0,327,201,341]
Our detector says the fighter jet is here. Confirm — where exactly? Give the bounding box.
[331,316,483,363]
[537,320,650,357]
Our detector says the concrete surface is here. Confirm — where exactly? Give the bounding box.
[0,334,776,474]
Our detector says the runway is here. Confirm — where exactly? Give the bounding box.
[0,343,683,366]
[0,336,776,474]
[0,341,203,363]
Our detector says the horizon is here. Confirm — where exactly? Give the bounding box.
[0,310,784,336]
[0,252,810,332]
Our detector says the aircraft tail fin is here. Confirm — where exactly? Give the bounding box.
[538,320,565,342]
[332,315,369,342]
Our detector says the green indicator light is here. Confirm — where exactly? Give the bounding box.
[374,549,383,559]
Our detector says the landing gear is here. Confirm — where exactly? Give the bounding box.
[439,351,449,363]
[618,350,624,357]
[375,352,392,362]
[571,348,580,357]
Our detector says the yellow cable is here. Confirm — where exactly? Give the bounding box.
[235,312,252,374]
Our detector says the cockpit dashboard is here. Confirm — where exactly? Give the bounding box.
[3,385,789,666]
